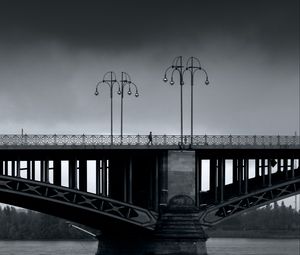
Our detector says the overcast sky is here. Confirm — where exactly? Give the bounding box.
[0,0,299,136]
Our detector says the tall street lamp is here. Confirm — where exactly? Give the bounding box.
[185,57,209,146]
[95,71,119,145]
[118,72,139,141]
[163,56,185,145]
[163,56,209,146]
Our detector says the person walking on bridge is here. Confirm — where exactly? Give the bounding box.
[147,131,153,145]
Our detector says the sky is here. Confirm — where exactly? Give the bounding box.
[0,0,299,136]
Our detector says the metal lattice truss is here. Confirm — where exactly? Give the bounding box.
[200,178,300,227]
[0,134,299,147]
[0,176,158,230]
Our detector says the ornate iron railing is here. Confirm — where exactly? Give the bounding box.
[0,134,299,147]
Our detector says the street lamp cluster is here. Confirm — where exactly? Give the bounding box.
[95,71,139,144]
[163,56,209,146]
[95,56,209,146]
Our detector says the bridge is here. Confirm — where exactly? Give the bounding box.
[0,134,299,254]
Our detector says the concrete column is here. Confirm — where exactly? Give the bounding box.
[96,230,208,255]
[159,151,168,207]
[167,151,196,201]
[155,155,159,211]
[149,161,154,209]
[79,160,87,192]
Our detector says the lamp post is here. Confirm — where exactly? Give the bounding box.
[185,57,209,146]
[118,72,139,141]
[95,71,119,145]
[163,56,209,146]
[163,56,185,145]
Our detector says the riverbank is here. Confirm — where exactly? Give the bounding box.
[207,229,300,239]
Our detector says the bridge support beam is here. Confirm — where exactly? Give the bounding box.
[69,159,77,189]
[268,159,272,187]
[53,160,61,186]
[195,155,201,206]
[40,160,49,183]
[291,159,295,179]
[283,159,288,180]
[4,161,8,175]
[0,161,3,175]
[261,159,266,186]
[210,158,217,203]
[26,161,31,180]
[79,160,87,192]
[12,161,16,177]
[237,158,243,194]
[244,159,249,194]
[16,161,20,177]
[217,158,225,202]
[126,157,132,203]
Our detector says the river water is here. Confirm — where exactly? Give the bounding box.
[0,238,299,255]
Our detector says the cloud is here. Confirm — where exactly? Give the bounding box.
[0,0,298,135]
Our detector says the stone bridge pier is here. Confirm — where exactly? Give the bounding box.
[96,150,208,255]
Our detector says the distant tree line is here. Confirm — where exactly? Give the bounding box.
[217,201,299,230]
[0,201,299,240]
[0,206,95,240]
[209,201,300,238]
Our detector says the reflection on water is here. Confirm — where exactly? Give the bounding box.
[207,238,300,255]
[0,238,299,255]
[0,241,98,255]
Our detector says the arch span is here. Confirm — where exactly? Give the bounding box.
[200,177,300,226]
[0,176,157,232]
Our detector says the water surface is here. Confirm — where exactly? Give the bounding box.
[0,238,299,255]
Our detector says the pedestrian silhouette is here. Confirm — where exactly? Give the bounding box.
[147,131,153,145]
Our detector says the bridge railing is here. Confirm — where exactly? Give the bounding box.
[0,134,299,147]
